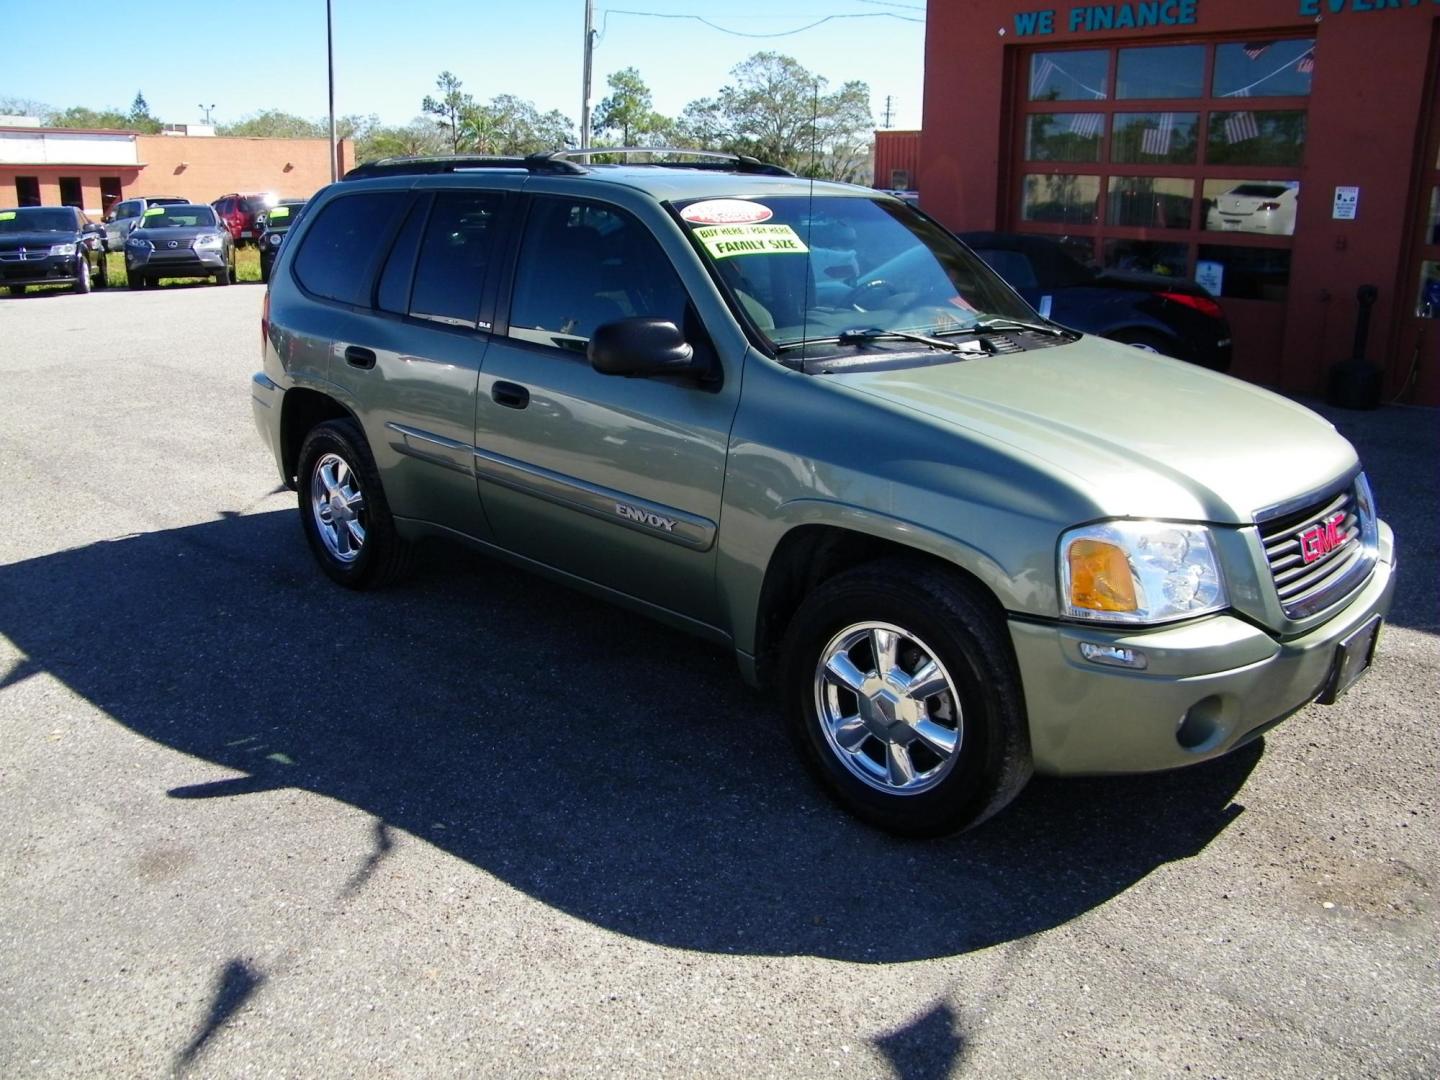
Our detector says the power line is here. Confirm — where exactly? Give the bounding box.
[598,9,923,41]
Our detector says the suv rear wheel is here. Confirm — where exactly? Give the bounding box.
[296,418,413,589]
[780,560,1032,836]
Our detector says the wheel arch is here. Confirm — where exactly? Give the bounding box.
[745,514,1013,690]
[279,388,359,488]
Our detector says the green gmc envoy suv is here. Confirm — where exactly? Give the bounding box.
[251,150,1396,836]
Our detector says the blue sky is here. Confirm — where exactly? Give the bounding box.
[3,0,926,133]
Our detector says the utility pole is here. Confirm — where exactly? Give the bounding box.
[326,0,337,180]
[580,0,594,148]
[883,96,893,129]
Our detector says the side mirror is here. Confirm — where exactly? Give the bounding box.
[588,318,703,378]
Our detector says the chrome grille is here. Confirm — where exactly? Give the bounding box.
[1256,480,1374,618]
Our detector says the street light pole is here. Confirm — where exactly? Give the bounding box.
[580,0,594,148]
[326,0,337,181]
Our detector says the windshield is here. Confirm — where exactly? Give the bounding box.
[139,207,217,229]
[240,195,275,215]
[0,208,76,233]
[676,195,1033,348]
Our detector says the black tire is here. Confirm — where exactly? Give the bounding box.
[74,256,91,294]
[296,418,414,590]
[7,285,24,297]
[214,268,231,286]
[780,559,1032,837]
[126,271,146,290]
[1107,329,1175,357]
[260,259,271,284]
[96,256,109,289]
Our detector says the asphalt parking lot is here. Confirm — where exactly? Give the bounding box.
[0,284,1436,1078]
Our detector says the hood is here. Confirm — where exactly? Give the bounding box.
[836,337,1357,524]
[0,230,79,249]
[131,226,223,243]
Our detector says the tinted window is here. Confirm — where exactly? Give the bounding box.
[376,198,428,315]
[1116,45,1205,99]
[1212,40,1314,98]
[292,192,404,307]
[408,192,505,327]
[116,201,141,220]
[509,199,690,349]
[974,250,1038,291]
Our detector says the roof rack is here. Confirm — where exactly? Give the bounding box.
[535,147,795,177]
[342,147,796,182]
[343,154,586,181]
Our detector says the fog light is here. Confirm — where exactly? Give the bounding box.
[1079,642,1148,669]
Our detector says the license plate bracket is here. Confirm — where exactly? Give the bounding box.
[1317,615,1382,705]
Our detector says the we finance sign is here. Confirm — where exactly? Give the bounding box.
[1012,1,1198,35]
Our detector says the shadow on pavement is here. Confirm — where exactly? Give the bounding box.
[0,509,1257,963]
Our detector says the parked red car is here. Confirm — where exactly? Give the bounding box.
[211,192,275,246]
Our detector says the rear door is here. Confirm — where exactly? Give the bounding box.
[315,182,513,541]
[474,192,740,627]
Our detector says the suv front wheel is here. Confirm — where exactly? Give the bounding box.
[780,561,1032,836]
[297,418,413,589]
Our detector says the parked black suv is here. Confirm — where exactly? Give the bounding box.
[0,206,108,296]
[256,198,307,283]
[957,232,1233,371]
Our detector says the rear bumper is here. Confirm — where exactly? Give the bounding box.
[1010,521,1396,776]
[251,372,288,485]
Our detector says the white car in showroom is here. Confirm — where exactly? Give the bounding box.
[1206,183,1298,235]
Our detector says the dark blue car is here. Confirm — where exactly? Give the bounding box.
[957,232,1232,372]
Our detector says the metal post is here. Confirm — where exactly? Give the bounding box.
[580,0,594,149]
[326,0,337,181]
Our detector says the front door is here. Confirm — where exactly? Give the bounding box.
[474,195,739,629]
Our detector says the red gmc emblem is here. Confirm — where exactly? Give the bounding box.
[1298,512,1350,564]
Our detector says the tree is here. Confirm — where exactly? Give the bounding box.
[421,71,473,153]
[49,106,133,131]
[593,67,667,147]
[126,92,161,132]
[359,117,449,161]
[681,52,875,180]
[218,110,326,138]
[0,96,50,119]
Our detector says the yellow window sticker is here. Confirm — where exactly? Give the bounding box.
[268,206,290,220]
[0,211,14,220]
[693,223,809,259]
[143,206,167,216]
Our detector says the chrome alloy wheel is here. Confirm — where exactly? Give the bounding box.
[814,621,963,795]
[310,452,366,563]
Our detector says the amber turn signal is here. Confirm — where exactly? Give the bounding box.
[1067,539,1138,612]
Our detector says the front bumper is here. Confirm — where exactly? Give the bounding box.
[127,249,226,278]
[1010,521,1396,776]
[0,253,82,286]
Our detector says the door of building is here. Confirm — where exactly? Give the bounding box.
[1393,36,1440,406]
[1010,40,1315,385]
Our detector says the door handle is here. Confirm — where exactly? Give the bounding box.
[491,380,529,409]
[344,345,376,369]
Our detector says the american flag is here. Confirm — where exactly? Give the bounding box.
[1297,50,1315,74]
[1141,113,1174,157]
[1225,111,1260,144]
[1031,57,1056,98]
[1242,42,1273,60]
[1069,113,1103,139]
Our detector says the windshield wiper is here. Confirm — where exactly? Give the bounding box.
[835,326,973,352]
[959,316,1074,338]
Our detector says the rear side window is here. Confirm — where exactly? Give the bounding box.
[376,198,428,315]
[407,192,506,328]
[292,192,405,306]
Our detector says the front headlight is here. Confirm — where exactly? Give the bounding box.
[50,243,77,256]
[126,237,152,250]
[1060,520,1228,624]
[193,234,224,249]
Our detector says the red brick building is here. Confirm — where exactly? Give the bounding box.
[1,125,348,219]
[913,0,1440,406]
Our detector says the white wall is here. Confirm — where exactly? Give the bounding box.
[0,130,138,166]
